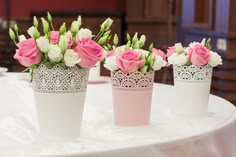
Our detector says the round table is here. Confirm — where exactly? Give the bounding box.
[0,73,236,157]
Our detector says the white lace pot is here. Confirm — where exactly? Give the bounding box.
[32,64,89,140]
[173,64,213,116]
[111,70,154,126]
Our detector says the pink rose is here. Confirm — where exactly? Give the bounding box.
[116,49,144,73]
[107,49,115,57]
[166,46,176,57]
[152,48,169,66]
[50,31,59,44]
[14,38,42,67]
[188,44,210,66]
[74,38,103,68]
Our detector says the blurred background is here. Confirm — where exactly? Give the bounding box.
[0,0,236,105]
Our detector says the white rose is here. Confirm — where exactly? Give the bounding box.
[18,35,26,42]
[48,44,63,62]
[115,45,126,56]
[64,49,81,67]
[27,26,35,37]
[76,28,93,41]
[104,56,119,71]
[168,53,188,66]
[152,56,166,71]
[36,37,50,52]
[208,51,222,67]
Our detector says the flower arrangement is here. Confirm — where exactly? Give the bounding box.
[167,38,222,67]
[9,12,113,72]
[103,33,167,73]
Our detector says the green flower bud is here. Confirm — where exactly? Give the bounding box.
[126,33,131,41]
[101,18,113,31]
[33,16,38,28]
[201,38,206,45]
[77,16,82,28]
[126,40,131,48]
[59,22,66,35]
[41,17,49,34]
[98,34,109,45]
[33,27,40,39]
[175,43,183,54]
[70,21,79,34]
[9,28,16,41]
[47,12,52,22]
[14,24,18,33]
[148,43,154,52]
[104,30,111,36]
[113,34,118,46]
[132,32,138,43]
[139,35,146,48]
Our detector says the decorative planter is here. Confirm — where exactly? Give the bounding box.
[173,64,213,116]
[32,64,89,140]
[111,70,155,126]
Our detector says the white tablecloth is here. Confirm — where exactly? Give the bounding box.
[0,73,236,157]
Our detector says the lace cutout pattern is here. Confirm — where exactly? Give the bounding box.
[111,70,154,88]
[174,64,212,81]
[32,64,89,93]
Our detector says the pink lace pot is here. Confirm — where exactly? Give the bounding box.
[111,70,155,126]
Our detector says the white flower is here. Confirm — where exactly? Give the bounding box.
[48,44,63,62]
[64,49,81,67]
[104,56,119,71]
[135,49,149,56]
[36,37,50,52]
[208,51,222,67]
[77,28,93,41]
[18,35,26,42]
[27,26,35,37]
[152,56,166,70]
[168,53,188,66]
[115,45,126,56]
[189,42,202,48]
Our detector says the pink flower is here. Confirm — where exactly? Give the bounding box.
[107,49,115,57]
[152,48,166,60]
[166,46,176,57]
[14,38,42,67]
[188,44,210,66]
[152,48,169,66]
[74,38,103,68]
[50,31,59,44]
[116,49,144,73]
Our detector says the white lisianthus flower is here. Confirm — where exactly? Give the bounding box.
[168,53,188,66]
[77,28,93,41]
[104,56,119,71]
[27,26,35,37]
[18,35,26,42]
[115,45,126,56]
[36,37,50,52]
[152,56,166,71]
[64,49,81,67]
[189,42,202,48]
[48,44,63,63]
[208,51,222,67]
[135,49,149,56]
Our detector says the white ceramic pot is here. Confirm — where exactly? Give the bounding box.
[32,64,89,140]
[173,64,213,116]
